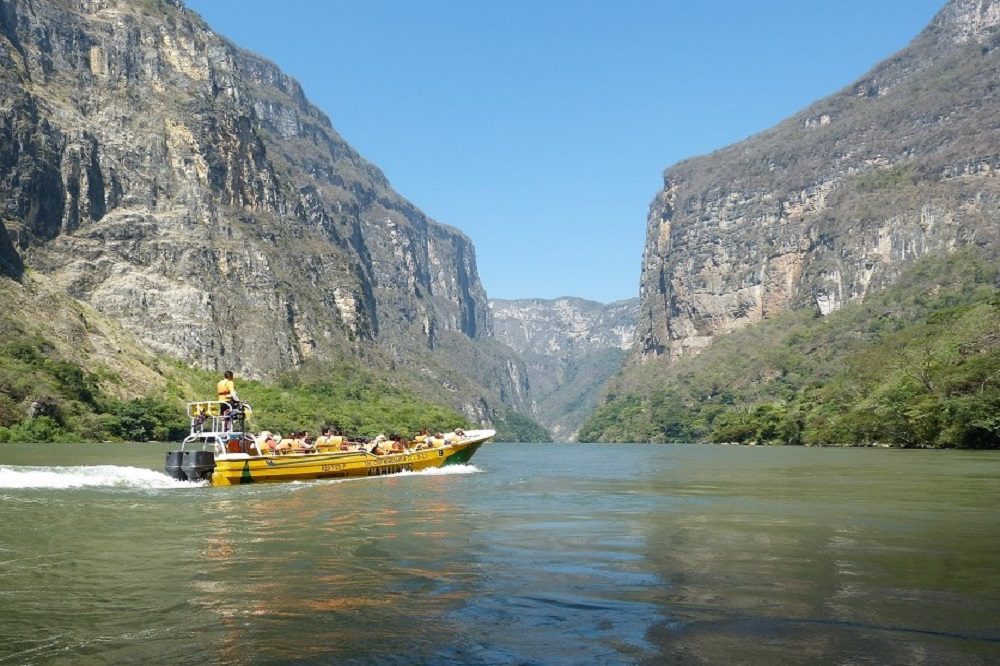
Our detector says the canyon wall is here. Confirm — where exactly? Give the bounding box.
[0,0,527,423]
[637,0,1000,363]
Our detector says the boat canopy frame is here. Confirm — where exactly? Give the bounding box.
[180,400,254,455]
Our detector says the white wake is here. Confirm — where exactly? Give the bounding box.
[0,465,199,489]
[402,464,481,476]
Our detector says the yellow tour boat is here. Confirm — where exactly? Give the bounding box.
[164,400,495,486]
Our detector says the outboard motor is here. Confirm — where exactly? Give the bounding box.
[165,451,187,481]
[181,450,216,482]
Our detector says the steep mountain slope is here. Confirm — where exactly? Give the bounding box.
[585,0,1000,445]
[490,297,637,440]
[637,0,999,362]
[0,0,532,426]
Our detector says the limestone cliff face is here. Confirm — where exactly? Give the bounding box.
[638,0,1000,362]
[491,297,638,440]
[0,0,522,421]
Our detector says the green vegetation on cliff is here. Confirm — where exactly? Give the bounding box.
[0,330,189,442]
[0,270,548,443]
[491,407,551,443]
[0,340,475,443]
[580,252,1000,448]
[199,361,471,440]
[0,273,546,444]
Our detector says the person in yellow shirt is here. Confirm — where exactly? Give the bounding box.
[275,435,295,454]
[217,371,241,431]
[217,370,239,403]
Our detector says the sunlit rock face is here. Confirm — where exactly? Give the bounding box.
[0,0,498,378]
[0,0,538,427]
[491,297,638,440]
[637,0,1000,364]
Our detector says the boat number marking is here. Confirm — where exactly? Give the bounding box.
[367,463,413,477]
[364,452,431,467]
[321,463,346,472]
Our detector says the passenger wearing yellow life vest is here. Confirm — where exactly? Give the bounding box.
[217,370,240,431]
[217,370,239,403]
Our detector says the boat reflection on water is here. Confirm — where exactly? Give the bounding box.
[189,470,482,661]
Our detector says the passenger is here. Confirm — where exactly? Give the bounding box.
[315,428,332,450]
[295,431,315,453]
[364,434,385,455]
[192,403,207,432]
[275,434,294,454]
[225,433,244,453]
[254,431,271,454]
[261,432,277,454]
[326,431,345,450]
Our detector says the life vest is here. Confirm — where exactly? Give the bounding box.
[217,378,234,400]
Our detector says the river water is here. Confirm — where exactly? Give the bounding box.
[0,442,998,665]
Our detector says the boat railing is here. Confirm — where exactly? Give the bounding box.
[186,400,253,437]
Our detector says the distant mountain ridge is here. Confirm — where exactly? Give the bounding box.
[490,297,638,440]
[0,0,534,428]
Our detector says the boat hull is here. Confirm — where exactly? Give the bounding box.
[209,431,491,486]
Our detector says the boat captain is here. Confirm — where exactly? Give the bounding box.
[217,370,240,431]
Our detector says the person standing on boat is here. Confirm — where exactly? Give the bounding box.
[217,370,239,404]
[217,370,240,431]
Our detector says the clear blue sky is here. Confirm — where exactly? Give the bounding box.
[185,0,945,303]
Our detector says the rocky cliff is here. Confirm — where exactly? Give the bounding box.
[0,0,528,424]
[491,297,637,440]
[637,0,1000,363]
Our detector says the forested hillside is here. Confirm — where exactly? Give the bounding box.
[581,252,1000,448]
[0,270,490,443]
[584,0,1000,446]
[0,328,472,444]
